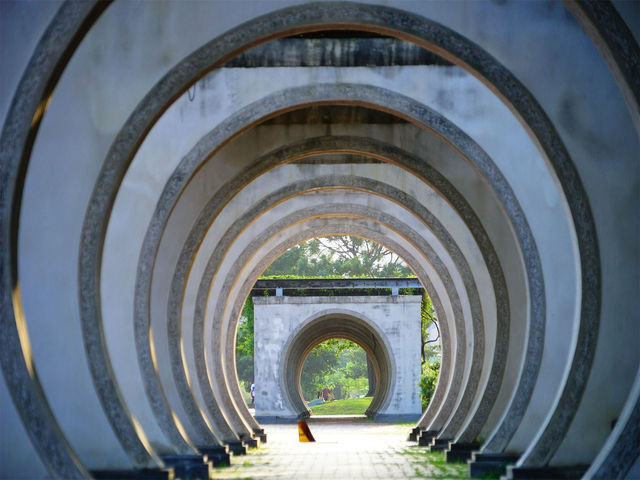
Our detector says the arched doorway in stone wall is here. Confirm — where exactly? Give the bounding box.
[251,282,424,422]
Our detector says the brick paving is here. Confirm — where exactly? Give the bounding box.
[213,418,468,479]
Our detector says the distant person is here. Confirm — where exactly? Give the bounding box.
[322,386,331,401]
[250,382,255,405]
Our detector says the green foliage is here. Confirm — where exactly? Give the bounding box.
[309,397,373,415]
[237,378,253,407]
[421,292,437,363]
[419,357,440,411]
[300,339,369,401]
[235,298,255,388]
[418,291,442,410]
[236,297,254,357]
[262,236,413,278]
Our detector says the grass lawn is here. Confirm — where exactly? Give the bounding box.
[309,396,373,415]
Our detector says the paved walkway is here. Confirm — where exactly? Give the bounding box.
[213,418,468,479]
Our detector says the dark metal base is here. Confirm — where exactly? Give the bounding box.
[468,452,519,478]
[445,442,480,462]
[418,430,439,446]
[91,469,173,479]
[507,465,588,479]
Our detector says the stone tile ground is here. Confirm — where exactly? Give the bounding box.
[213,419,468,479]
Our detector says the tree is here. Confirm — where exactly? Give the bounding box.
[419,357,440,411]
[235,299,255,389]
[300,339,369,401]
[418,291,441,410]
[420,292,440,364]
[262,236,413,278]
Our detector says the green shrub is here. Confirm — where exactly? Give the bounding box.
[419,358,440,411]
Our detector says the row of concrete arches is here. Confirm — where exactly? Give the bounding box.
[1,1,638,478]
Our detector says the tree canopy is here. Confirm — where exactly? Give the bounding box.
[263,236,413,278]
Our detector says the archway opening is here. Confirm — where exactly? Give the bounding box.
[300,338,372,416]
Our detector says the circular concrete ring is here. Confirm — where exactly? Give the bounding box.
[1,3,599,470]
[165,186,457,440]
[281,313,396,419]
[79,5,596,463]
[220,216,454,425]
[192,197,475,439]
[157,133,513,446]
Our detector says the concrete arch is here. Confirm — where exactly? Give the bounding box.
[169,179,470,438]
[144,95,531,450]
[197,196,472,424]
[277,310,398,420]
[150,138,489,449]
[2,2,637,478]
[186,188,487,437]
[215,216,453,425]
[75,10,580,469]
[152,128,528,454]
[77,15,597,472]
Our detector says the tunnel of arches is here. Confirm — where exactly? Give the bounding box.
[1,2,638,480]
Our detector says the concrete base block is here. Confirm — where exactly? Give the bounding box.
[468,452,519,478]
[445,442,479,462]
[238,432,259,449]
[244,437,259,449]
[226,440,247,456]
[91,469,173,479]
[418,430,439,446]
[198,446,230,467]
[409,426,422,442]
[198,445,228,455]
[506,465,588,479]
[255,432,267,443]
[429,438,452,452]
[161,454,212,479]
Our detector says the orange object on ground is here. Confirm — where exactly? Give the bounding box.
[297,420,315,442]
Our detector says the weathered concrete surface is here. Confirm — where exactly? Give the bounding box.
[0,373,49,479]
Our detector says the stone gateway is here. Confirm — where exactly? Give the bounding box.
[253,285,423,421]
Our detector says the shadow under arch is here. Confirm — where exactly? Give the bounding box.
[279,310,397,420]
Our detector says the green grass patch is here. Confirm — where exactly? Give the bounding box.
[400,447,469,479]
[309,397,372,415]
